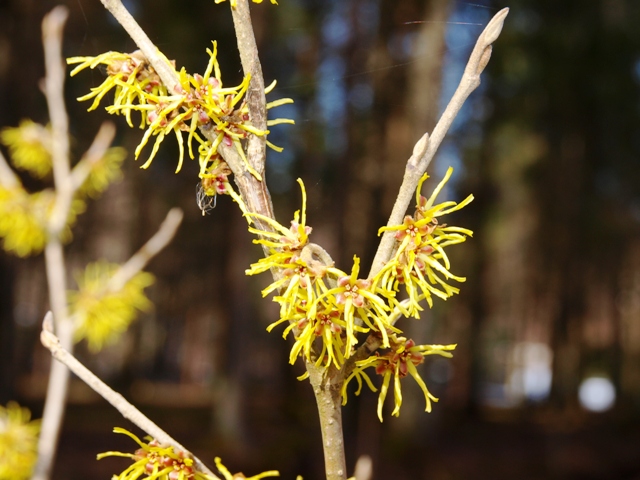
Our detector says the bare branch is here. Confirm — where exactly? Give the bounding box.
[108,207,183,291]
[42,6,73,237]
[227,3,346,477]
[40,313,220,480]
[34,10,76,480]
[368,7,509,278]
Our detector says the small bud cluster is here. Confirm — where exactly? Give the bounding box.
[69,262,155,352]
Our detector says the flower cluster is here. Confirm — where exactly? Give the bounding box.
[99,428,278,480]
[245,179,396,369]
[0,402,40,480]
[68,44,293,188]
[246,169,471,419]
[69,262,155,352]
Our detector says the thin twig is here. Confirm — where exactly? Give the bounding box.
[222,0,276,229]
[342,7,510,391]
[368,7,509,279]
[40,313,220,480]
[70,122,117,191]
[34,9,75,480]
[305,362,347,480]
[42,6,72,237]
[108,207,183,291]
[0,149,20,188]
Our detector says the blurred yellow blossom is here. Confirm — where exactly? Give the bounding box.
[0,186,49,257]
[0,120,52,178]
[70,262,154,352]
[0,402,40,480]
[78,146,126,198]
[0,185,86,257]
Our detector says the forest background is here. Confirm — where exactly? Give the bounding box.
[1,0,640,479]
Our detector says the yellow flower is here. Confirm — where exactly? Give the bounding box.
[1,120,52,178]
[245,178,312,259]
[99,428,279,480]
[70,262,154,352]
[285,300,353,369]
[99,428,214,480]
[215,0,278,7]
[342,337,456,422]
[245,179,314,313]
[68,50,169,127]
[375,167,473,317]
[311,256,398,357]
[214,457,279,480]
[0,402,40,480]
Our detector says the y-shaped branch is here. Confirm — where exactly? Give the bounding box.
[346,7,509,389]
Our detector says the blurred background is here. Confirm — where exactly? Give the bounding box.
[2,0,640,478]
